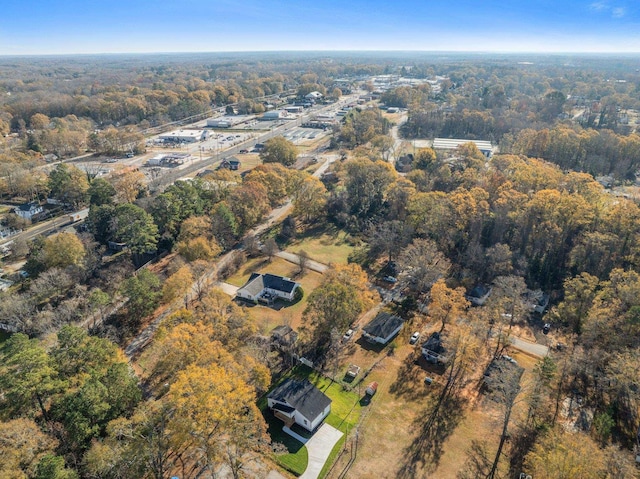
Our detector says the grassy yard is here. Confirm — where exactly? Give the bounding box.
[225,256,325,331]
[285,224,357,266]
[262,366,362,477]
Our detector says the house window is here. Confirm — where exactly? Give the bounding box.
[304,419,308,425]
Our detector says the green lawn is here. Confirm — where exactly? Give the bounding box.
[285,224,357,266]
[261,366,362,477]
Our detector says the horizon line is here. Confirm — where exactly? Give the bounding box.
[1,49,640,58]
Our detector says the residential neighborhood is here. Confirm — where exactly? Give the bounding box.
[1,45,640,479]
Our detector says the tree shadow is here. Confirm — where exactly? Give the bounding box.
[389,352,445,400]
[395,390,468,478]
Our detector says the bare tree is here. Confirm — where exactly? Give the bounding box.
[263,238,279,263]
[297,250,310,276]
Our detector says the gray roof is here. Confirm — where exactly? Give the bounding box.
[422,332,446,356]
[268,378,331,422]
[18,202,40,211]
[363,312,403,340]
[240,273,298,296]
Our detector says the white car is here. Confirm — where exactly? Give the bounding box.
[409,332,420,344]
[342,329,354,341]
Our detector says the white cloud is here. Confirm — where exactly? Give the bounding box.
[612,7,625,17]
[590,1,609,11]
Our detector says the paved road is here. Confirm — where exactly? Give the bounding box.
[509,336,549,358]
[0,208,89,246]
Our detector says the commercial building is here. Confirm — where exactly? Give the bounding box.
[260,110,288,121]
[159,129,208,143]
[432,138,494,158]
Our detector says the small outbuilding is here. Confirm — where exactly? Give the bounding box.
[220,156,241,170]
[362,312,404,345]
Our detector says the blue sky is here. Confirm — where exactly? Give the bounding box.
[1,0,639,55]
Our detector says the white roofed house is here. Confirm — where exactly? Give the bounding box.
[305,91,323,101]
[432,138,494,158]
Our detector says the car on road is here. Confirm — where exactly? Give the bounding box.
[239,149,249,153]
[102,158,118,163]
[342,329,354,341]
[409,332,420,344]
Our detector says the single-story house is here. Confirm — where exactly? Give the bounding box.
[236,273,300,304]
[267,378,331,432]
[14,202,43,220]
[466,284,492,306]
[220,157,241,170]
[421,331,449,364]
[362,312,404,345]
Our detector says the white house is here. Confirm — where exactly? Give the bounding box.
[236,273,300,304]
[305,91,323,101]
[14,202,43,220]
[362,312,404,345]
[267,378,332,432]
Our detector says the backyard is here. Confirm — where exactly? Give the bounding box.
[284,224,357,267]
[261,366,362,478]
[225,256,324,331]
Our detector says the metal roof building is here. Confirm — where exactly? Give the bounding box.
[159,129,208,143]
[432,138,494,157]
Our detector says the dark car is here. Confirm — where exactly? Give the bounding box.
[239,149,249,153]
[542,323,551,335]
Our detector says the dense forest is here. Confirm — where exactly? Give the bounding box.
[1,53,640,478]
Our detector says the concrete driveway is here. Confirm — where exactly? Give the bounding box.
[217,282,239,297]
[510,336,549,357]
[283,423,343,479]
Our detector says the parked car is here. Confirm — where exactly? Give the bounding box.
[239,149,249,153]
[383,275,398,283]
[409,332,420,344]
[542,323,551,335]
[342,329,354,341]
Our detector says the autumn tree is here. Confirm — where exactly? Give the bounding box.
[0,419,58,478]
[110,166,146,203]
[167,363,267,475]
[428,279,469,332]
[524,429,606,479]
[292,176,327,222]
[162,266,194,304]
[303,264,375,353]
[41,232,86,270]
[47,163,89,207]
[260,136,298,167]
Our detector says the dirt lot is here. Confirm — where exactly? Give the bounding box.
[326,330,541,479]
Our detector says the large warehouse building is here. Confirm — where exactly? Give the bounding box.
[432,138,494,158]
